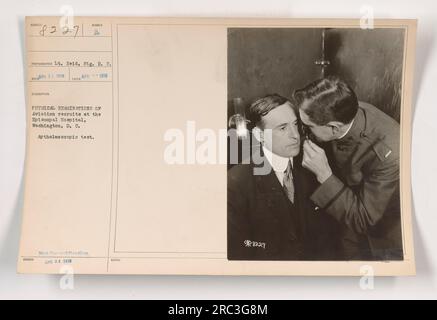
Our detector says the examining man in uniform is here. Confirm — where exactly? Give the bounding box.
[294,77,403,260]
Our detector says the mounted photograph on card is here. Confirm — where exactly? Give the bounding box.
[19,17,416,276]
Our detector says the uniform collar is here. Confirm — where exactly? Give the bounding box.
[338,118,355,139]
[336,107,366,144]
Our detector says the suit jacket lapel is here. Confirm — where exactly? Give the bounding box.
[253,151,299,239]
[291,153,310,239]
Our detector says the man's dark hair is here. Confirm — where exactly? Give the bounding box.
[246,94,295,129]
[293,77,359,125]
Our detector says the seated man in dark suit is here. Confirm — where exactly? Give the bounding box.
[227,94,342,261]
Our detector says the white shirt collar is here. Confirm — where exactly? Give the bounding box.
[262,146,293,173]
[337,118,355,140]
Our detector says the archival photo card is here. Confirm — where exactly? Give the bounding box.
[19,17,416,276]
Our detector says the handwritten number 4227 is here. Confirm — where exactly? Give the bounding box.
[39,24,80,37]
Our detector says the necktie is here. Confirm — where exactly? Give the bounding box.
[283,160,294,204]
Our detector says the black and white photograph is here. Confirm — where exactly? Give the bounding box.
[227,27,405,262]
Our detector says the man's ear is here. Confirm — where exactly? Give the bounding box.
[327,121,344,135]
[252,126,264,144]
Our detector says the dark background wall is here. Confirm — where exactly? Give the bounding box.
[325,28,405,122]
[227,28,322,119]
[228,27,405,123]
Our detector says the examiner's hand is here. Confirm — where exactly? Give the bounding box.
[302,140,333,184]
